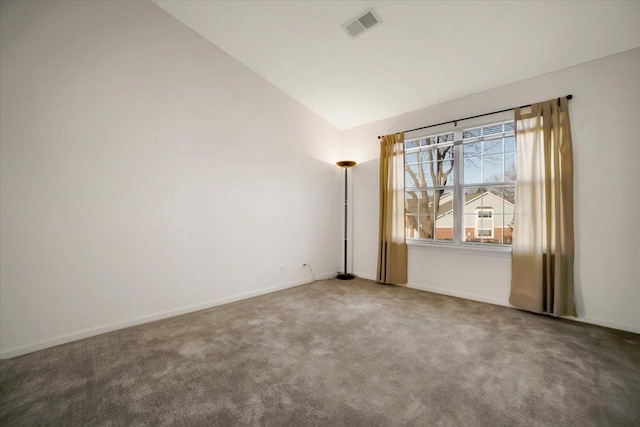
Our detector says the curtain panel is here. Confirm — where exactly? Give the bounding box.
[377,133,408,285]
[510,97,576,317]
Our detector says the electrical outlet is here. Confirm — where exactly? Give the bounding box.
[279,264,285,274]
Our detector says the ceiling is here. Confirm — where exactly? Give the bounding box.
[153,1,640,130]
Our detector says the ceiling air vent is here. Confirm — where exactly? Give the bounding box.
[342,8,382,39]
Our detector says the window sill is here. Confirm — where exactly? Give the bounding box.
[406,240,512,258]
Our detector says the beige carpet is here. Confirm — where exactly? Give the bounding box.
[1,278,639,426]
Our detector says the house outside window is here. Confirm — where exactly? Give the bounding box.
[405,120,515,246]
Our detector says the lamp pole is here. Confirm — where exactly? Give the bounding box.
[336,160,356,280]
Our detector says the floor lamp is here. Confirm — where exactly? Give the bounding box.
[336,160,356,280]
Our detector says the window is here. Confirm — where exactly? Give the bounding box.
[405,120,515,246]
[475,209,494,239]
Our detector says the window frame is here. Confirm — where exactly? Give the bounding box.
[404,115,515,254]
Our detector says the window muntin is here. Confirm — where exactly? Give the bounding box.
[405,120,515,246]
[405,131,455,241]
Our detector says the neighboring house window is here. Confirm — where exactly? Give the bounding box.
[475,208,494,239]
[405,120,515,246]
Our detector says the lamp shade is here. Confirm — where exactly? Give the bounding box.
[336,160,356,168]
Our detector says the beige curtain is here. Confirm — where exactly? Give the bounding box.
[510,97,576,316]
[377,133,407,285]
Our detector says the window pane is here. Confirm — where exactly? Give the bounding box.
[435,214,453,241]
[501,187,516,211]
[483,124,502,136]
[419,214,435,240]
[483,137,503,155]
[421,147,435,161]
[406,191,419,215]
[406,165,420,189]
[461,187,482,243]
[485,185,515,207]
[422,137,436,147]
[463,187,482,201]
[406,152,418,164]
[480,187,499,209]
[442,145,455,159]
[423,190,435,216]
[406,140,419,149]
[504,216,514,244]
[504,122,514,132]
[420,163,435,187]
[440,160,455,185]
[463,127,481,139]
[504,136,515,153]
[422,160,454,187]
[434,188,453,217]
[482,186,515,214]
[463,157,481,184]
[463,214,477,242]
[483,154,503,182]
[406,214,419,239]
[505,153,516,182]
[493,214,507,244]
[438,133,455,143]
[464,142,482,157]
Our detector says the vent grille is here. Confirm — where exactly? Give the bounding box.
[342,8,381,38]
[345,20,365,37]
[358,11,378,29]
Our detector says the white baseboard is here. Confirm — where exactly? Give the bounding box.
[406,282,512,308]
[0,272,336,359]
[355,271,511,308]
[355,272,639,335]
[5,271,635,359]
[408,283,639,334]
[354,272,376,281]
[565,315,640,334]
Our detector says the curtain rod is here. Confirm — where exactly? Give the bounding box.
[377,94,573,139]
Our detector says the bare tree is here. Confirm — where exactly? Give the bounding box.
[405,134,514,240]
[484,162,516,204]
[406,138,454,239]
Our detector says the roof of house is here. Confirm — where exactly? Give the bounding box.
[406,190,514,217]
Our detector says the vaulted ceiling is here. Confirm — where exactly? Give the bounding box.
[153,1,640,130]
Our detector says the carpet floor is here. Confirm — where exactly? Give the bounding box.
[1,278,639,426]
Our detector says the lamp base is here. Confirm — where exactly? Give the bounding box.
[337,273,355,280]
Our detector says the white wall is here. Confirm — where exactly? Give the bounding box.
[2,2,638,359]
[345,48,640,333]
[0,1,343,358]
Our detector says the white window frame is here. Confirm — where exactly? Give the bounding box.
[404,117,515,254]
